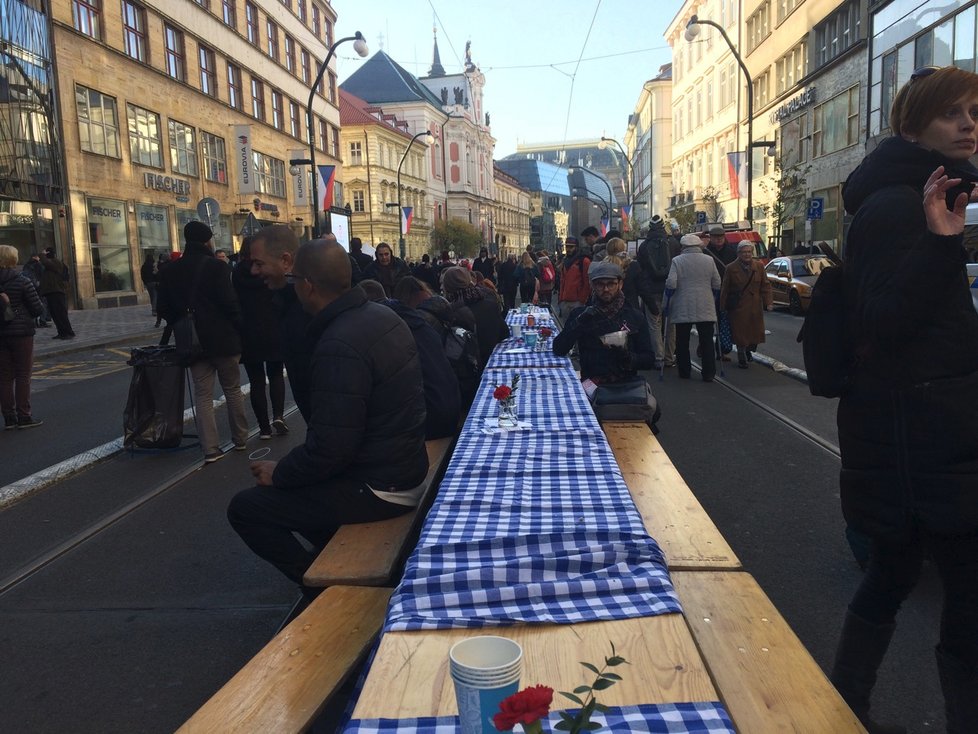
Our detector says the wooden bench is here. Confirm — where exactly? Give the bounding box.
[672,571,864,733]
[177,585,392,734]
[603,421,741,570]
[303,436,454,588]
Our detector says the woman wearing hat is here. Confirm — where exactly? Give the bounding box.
[719,241,772,368]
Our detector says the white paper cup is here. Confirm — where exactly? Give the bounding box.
[449,636,522,734]
[511,323,522,338]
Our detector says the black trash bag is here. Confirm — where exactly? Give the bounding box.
[123,345,186,448]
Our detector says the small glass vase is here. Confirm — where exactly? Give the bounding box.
[497,398,518,429]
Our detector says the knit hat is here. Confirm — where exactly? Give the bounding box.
[184,220,213,244]
[441,266,473,294]
[588,260,623,281]
[680,233,705,248]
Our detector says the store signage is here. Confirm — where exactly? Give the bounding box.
[90,204,123,218]
[143,172,192,196]
[771,87,817,123]
[291,148,308,207]
[252,197,280,215]
[235,124,255,195]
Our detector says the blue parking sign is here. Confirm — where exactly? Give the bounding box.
[807,197,824,220]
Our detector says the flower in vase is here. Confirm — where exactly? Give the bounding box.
[493,385,513,401]
[493,685,554,733]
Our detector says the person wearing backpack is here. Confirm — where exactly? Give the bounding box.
[0,245,45,429]
[637,216,679,367]
[535,254,556,308]
[39,247,74,340]
[828,66,978,734]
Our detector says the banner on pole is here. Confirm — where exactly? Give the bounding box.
[599,217,609,237]
[402,206,414,234]
[317,165,336,212]
[620,205,632,230]
[234,125,254,195]
[726,152,747,200]
[291,148,308,207]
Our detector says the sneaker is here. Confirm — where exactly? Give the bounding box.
[272,418,289,436]
[259,431,272,440]
[4,415,17,430]
[17,417,43,429]
[203,452,225,464]
[233,443,247,451]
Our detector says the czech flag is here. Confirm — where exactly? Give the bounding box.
[317,165,336,211]
[621,205,632,230]
[402,206,414,234]
[726,152,747,200]
[600,216,609,237]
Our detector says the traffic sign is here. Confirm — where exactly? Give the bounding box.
[695,210,707,225]
[239,212,262,236]
[807,197,824,221]
[197,197,221,227]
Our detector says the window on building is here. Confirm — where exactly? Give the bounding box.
[753,69,770,108]
[327,71,337,104]
[278,0,289,9]
[718,67,728,109]
[352,190,365,212]
[297,0,306,22]
[72,0,101,39]
[289,100,300,138]
[199,45,217,97]
[271,90,283,129]
[776,0,802,24]
[317,118,327,151]
[201,131,227,183]
[746,2,770,53]
[194,0,209,9]
[329,125,339,158]
[163,24,186,82]
[168,120,198,175]
[266,19,279,61]
[227,63,243,110]
[253,151,286,197]
[814,0,860,69]
[813,85,859,157]
[284,35,295,74]
[311,3,321,37]
[727,61,736,106]
[122,1,147,62]
[300,48,311,84]
[251,78,265,121]
[222,0,235,28]
[776,42,807,95]
[88,197,133,293]
[127,103,163,168]
[245,1,258,44]
[349,140,362,165]
[324,16,333,46]
[76,85,121,158]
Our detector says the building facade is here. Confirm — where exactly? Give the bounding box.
[338,89,430,258]
[490,165,531,257]
[49,0,343,307]
[624,64,674,229]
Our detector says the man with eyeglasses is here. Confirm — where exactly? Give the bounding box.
[228,239,428,600]
[553,261,653,386]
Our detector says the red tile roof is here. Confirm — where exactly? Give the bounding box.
[339,89,412,140]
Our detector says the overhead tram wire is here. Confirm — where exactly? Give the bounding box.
[427,0,463,69]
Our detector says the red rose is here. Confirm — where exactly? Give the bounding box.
[493,385,512,401]
[540,327,553,338]
[493,685,554,731]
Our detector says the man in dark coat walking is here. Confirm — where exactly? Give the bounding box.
[157,221,248,463]
[39,247,74,339]
[227,240,428,598]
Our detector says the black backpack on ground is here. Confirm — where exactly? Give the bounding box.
[796,263,852,398]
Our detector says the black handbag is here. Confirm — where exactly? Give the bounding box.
[171,259,208,366]
[589,377,661,432]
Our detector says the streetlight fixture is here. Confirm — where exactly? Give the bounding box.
[568,166,613,232]
[397,130,434,261]
[599,137,634,225]
[685,14,764,227]
[306,30,368,237]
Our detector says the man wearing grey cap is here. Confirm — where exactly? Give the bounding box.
[553,260,654,385]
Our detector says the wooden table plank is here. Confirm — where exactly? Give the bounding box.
[353,614,718,719]
[603,422,741,571]
[672,571,865,733]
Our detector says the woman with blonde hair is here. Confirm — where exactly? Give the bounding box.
[514,251,540,305]
[0,245,45,428]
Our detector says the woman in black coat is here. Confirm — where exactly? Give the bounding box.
[0,245,46,428]
[830,66,978,734]
[233,238,287,439]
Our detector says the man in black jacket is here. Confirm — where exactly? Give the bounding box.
[157,221,249,463]
[227,240,428,594]
[441,266,507,370]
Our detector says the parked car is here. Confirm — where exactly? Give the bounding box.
[764,255,834,315]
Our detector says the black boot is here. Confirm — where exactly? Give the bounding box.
[830,611,906,734]
[737,349,748,368]
[937,646,978,734]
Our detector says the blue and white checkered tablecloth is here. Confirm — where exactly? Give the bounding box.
[468,369,597,433]
[486,337,572,370]
[344,702,736,733]
[505,309,556,328]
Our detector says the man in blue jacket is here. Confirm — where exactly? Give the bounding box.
[227,240,428,597]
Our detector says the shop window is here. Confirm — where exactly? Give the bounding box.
[72,0,101,39]
[201,131,227,183]
[199,45,217,97]
[163,24,186,82]
[168,120,198,176]
[76,85,121,158]
[135,204,170,265]
[253,151,286,198]
[127,103,163,168]
[87,197,133,293]
[122,1,147,62]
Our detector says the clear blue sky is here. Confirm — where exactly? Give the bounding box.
[334,0,683,158]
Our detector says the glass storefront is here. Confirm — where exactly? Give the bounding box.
[0,200,56,264]
[175,209,233,252]
[87,196,133,292]
[135,204,170,259]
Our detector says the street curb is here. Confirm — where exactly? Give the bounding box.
[750,351,810,385]
[33,329,162,359]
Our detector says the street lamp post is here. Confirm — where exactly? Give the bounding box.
[306,30,368,238]
[599,137,634,227]
[397,130,434,261]
[685,15,760,226]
